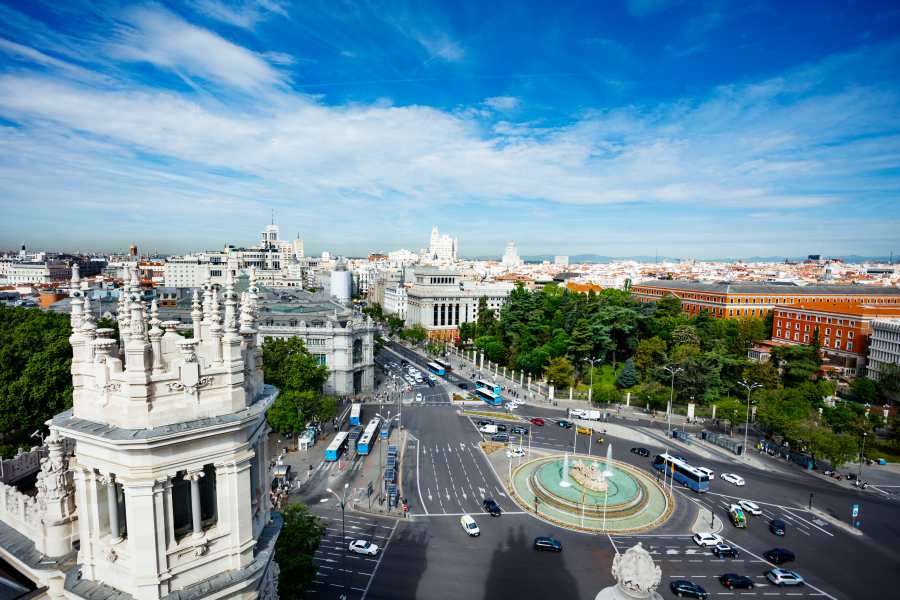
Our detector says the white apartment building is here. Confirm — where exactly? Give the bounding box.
[424,226,457,263]
[383,284,408,320]
[502,241,523,268]
[0,260,69,285]
[867,318,900,381]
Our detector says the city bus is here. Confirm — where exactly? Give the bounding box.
[434,359,452,372]
[379,418,394,440]
[324,431,350,462]
[349,403,362,426]
[473,388,503,406]
[357,417,381,456]
[426,362,446,376]
[474,379,502,395]
[652,453,710,493]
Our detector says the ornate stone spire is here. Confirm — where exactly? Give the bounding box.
[223,270,238,335]
[191,290,203,340]
[69,264,83,330]
[202,278,213,323]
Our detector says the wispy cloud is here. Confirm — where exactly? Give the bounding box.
[107,4,287,91]
[186,0,289,30]
[415,31,465,63]
[484,95,520,111]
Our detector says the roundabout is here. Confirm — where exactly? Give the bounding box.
[508,446,673,533]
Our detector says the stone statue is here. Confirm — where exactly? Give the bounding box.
[594,542,663,600]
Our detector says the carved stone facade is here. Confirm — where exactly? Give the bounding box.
[595,543,663,600]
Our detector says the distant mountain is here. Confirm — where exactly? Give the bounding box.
[464,254,896,264]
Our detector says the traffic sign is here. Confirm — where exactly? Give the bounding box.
[851,503,859,518]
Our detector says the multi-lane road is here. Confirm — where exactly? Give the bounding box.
[301,341,900,599]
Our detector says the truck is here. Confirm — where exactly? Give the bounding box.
[570,409,602,421]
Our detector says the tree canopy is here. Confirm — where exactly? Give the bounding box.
[275,503,326,599]
[262,337,332,434]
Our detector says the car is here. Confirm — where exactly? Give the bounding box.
[348,540,379,556]
[458,383,469,390]
[630,447,650,457]
[511,425,529,435]
[477,419,494,427]
[696,467,715,480]
[728,504,748,528]
[738,500,761,516]
[415,392,423,402]
[506,447,526,458]
[669,580,708,599]
[427,379,435,387]
[428,374,437,381]
[576,425,592,435]
[533,536,562,552]
[530,417,545,426]
[460,514,480,537]
[763,548,796,565]
[719,574,754,590]
[712,543,739,558]
[483,498,502,516]
[721,473,745,486]
[557,419,573,429]
[766,568,804,586]
[769,519,786,536]
[495,423,508,432]
[491,432,510,443]
[692,532,724,547]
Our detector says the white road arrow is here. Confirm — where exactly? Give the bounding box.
[478,487,486,497]
[445,488,451,501]
[462,491,468,500]
[427,488,433,501]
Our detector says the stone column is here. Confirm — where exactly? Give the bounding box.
[103,475,121,542]
[186,470,204,538]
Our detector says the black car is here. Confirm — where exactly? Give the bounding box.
[459,383,469,390]
[557,420,573,429]
[630,447,650,457]
[533,536,562,552]
[769,519,787,536]
[483,498,502,516]
[712,543,739,558]
[495,423,508,432]
[669,580,708,599]
[400,360,408,366]
[491,432,510,443]
[719,574,754,590]
[427,379,435,387]
[477,419,494,427]
[511,426,529,435]
[763,548,796,565]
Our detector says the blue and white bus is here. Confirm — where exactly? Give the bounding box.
[349,403,362,426]
[325,431,350,462]
[474,388,503,406]
[379,418,394,440]
[426,362,446,376]
[357,417,381,456]
[474,379,502,395]
[434,359,452,372]
[653,453,710,493]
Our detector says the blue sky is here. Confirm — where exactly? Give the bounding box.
[1,0,899,258]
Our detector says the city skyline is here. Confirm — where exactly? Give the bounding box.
[2,1,900,256]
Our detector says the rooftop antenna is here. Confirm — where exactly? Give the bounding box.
[271,208,275,225]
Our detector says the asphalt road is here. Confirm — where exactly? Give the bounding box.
[301,343,899,600]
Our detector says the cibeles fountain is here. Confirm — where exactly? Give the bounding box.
[508,443,673,532]
[594,542,664,600]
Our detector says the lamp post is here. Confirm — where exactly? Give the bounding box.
[585,357,599,405]
[327,483,350,600]
[737,379,761,455]
[662,365,683,434]
[858,432,868,481]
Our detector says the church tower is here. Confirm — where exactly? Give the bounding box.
[52,266,280,600]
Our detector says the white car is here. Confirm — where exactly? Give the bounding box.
[692,532,724,547]
[766,568,805,586]
[696,467,715,480]
[348,540,379,556]
[415,393,423,402]
[506,447,526,458]
[739,500,762,516]
[460,514,480,537]
[428,374,437,381]
[721,473,745,486]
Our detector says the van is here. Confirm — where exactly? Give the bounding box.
[479,424,498,434]
[728,504,747,528]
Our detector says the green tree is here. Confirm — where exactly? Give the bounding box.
[637,381,669,410]
[877,363,900,402]
[0,306,73,457]
[851,378,878,404]
[362,303,384,322]
[544,356,575,388]
[476,296,495,333]
[771,345,821,385]
[741,360,781,390]
[634,337,667,379]
[262,337,329,393]
[276,503,326,599]
[616,358,637,388]
[654,294,682,318]
[426,342,443,356]
[714,397,744,434]
[401,324,427,344]
[594,382,622,405]
[671,325,701,347]
[386,315,405,337]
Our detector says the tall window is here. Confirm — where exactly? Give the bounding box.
[352,339,363,364]
[172,473,192,538]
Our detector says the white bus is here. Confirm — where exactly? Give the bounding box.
[357,417,381,456]
[349,403,362,426]
[325,431,350,462]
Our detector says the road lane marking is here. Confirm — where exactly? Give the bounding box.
[722,539,839,600]
[361,509,399,599]
[415,438,429,516]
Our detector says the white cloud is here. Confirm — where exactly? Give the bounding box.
[108,5,287,91]
[484,96,520,111]
[187,0,289,29]
[415,32,465,62]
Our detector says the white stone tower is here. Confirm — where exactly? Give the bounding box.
[51,265,280,600]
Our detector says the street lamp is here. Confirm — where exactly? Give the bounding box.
[326,483,350,600]
[737,379,762,455]
[584,357,599,405]
[662,365,683,434]
[858,432,868,481]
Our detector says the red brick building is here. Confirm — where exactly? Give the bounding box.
[771,302,900,376]
[630,281,900,319]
